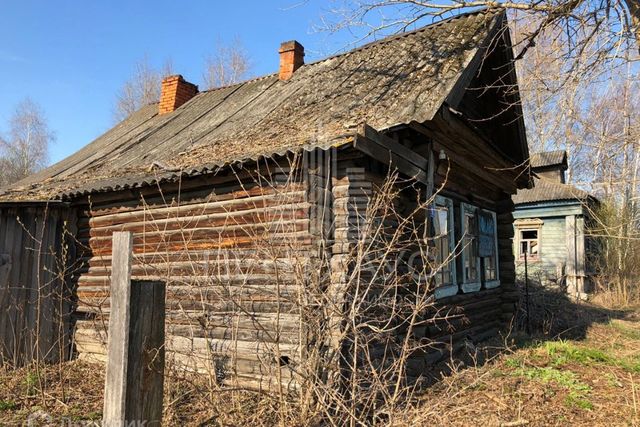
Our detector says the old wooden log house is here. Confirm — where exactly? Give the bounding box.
[0,10,530,391]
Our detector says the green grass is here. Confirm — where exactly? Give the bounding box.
[505,332,640,412]
[608,320,640,340]
[543,340,640,373]
[512,366,593,410]
[0,400,17,411]
[544,341,613,365]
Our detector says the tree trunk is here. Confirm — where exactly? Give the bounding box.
[624,0,640,52]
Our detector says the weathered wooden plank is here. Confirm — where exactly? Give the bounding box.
[352,135,429,185]
[125,280,165,426]
[103,231,134,425]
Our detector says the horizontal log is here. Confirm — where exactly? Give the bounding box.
[81,219,311,247]
[80,233,314,256]
[80,249,315,267]
[85,190,307,227]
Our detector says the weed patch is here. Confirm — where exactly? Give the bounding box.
[0,400,17,411]
[543,340,640,373]
[24,370,38,397]
[608,320,640,340]
[512,366,592,410]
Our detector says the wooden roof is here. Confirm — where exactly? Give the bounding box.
[1,9,512,201]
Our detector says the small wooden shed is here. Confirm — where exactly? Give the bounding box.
[0,10,529,390]
[513,151,597,297]
[0,201,75,365]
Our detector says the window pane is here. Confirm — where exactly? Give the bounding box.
[522,230,538,239]
[464,242,477,281]
[437,209,448,236]
[484,255,497,280]
[430,200,454,288]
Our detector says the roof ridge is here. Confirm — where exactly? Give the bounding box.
[304,8,497,68]
[195,8,497,94]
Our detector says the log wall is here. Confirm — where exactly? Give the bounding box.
[326,127,520,381]
[70,117,521,389]
[72,168,313,391]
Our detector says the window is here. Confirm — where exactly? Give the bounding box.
[428,197,457,298]
[515,218,543,262]
[478,210,499,289]
[519,229,539,259]
[460,204,500,292]
[460,203,481,293]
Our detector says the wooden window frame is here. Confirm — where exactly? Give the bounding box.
[460,203,481,293]
[431,196,458,299]
[480,209,500,289]
[515,219,543,262]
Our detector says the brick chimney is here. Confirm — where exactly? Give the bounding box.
[159,75,198,115]
[279,41,304,81]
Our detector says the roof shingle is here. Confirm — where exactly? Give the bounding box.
[1,10,504,201]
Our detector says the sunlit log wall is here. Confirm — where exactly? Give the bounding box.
[70,136,519,391]
[72,162,314,391]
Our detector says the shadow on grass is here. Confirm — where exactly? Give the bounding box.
[422,282,635,387]
[512,280,631,342]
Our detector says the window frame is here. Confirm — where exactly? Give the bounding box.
[460,203,482,293]
[480,209,500,289]
[430,196,458,299]
[515,219,543,263]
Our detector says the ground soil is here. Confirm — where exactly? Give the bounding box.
[0,303,638,426]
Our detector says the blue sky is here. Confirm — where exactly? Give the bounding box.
[0,1,372,163]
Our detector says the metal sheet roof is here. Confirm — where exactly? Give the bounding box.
[513,177,590,205]
[530,150,567,169]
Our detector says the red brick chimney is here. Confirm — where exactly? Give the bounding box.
[159,75,198,115]
[279,41,304,81]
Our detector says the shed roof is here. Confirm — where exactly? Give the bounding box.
[1,9,509,201]
[513,177,590,205]
[530,150,567,169]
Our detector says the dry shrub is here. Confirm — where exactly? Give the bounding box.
[1,154,475,425]
[133,157,459,425]
[588,198,640,307]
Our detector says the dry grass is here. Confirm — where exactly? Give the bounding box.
[400,310,640,426]
[1,304,638,426]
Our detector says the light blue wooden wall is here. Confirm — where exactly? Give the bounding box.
[515,216,567,284]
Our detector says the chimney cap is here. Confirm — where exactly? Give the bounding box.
[279,40,304,53]
[162,74,197,87]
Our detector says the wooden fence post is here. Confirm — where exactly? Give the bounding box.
[103,231,166,426]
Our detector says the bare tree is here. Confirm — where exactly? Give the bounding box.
[324,0,640,59]
[114,39,251,121]
[113,56,173,122]
[203,37,251,90]
[511,15,640,303]
[0,98,54,186]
